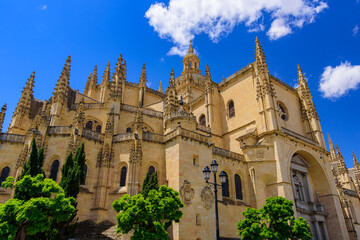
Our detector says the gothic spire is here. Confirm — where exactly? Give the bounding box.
[0,103,7,133]
[158,80,163,93]
[205,64,211,89]
[139,64,147,88]
[14,71,35,116]
[336,144,348,174]
[84,73,92,94]
[353,152,360,170]
[255,37,268,74]
[133,107,144,132]
[165,69,179,116]
[53,55,71,104]
[297,65,319,120]
[102,61,111,86]
[91,65,98,88]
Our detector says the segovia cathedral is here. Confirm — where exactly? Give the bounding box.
[0,38,360,240]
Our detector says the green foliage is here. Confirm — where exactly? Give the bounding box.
[141,171,159,198]
[60,143,86,199]
[113,185,184,240]
[0,174,76,240]
[237,197,312,240]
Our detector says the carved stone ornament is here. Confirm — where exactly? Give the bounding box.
[201,186,214,210]
[180,180,194,206]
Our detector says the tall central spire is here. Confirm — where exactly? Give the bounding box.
[182,40,200,74]
[188,40,194,53]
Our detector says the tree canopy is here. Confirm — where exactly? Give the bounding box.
[113,185,184,240]
[237,196,312,240]
[0,174,76,240]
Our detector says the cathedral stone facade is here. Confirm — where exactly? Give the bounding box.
[0,39,360,240]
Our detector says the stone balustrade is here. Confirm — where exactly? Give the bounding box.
[81,129,104,142]
[70,102,108,110]
[0,133,26,143]
[113,133,132,143]
[47,126,72,135]
[142,132,164,143]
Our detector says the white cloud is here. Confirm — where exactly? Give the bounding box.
[145,0,328,56]
[319,62,360,99]
[353,24,359,36]
[41,5,47,10]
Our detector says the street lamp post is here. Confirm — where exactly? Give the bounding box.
[203,160,227,240]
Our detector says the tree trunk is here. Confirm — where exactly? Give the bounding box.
[15,224,26,240]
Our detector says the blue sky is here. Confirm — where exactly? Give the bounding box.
[0,0,359,167]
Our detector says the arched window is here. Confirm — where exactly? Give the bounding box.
[126,127,132,133]
[278,102,288,121]
[221,172,229,197]
[120,166,127,187]
[0,167,10,185]
[199,115,206,126]
[85,121,93,130]
[81,164,87,185]
[50,160,60,182]
[148,166,155,177]
[228,100,235,118]
[95,125,102,133]
[235,174,243,200]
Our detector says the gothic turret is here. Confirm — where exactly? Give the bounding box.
[109,54,125,102]
[8,72,36,134]
[0,103,7,133]
[14,72,35,117]
[50,56,71,126]
[253,37,278,132]
[53,55,71,104]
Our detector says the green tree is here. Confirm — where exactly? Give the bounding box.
[113,185,184,240]
[141,171,159,198]
[237,196,312,240]
[59,143,86,199]
[0,174,76,240]
[17,138,45,182]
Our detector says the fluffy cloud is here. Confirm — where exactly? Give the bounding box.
[319,62,360,99]
[41,5,47,10]
[145,0,328,56]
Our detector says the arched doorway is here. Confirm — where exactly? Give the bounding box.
[290,153,329,240]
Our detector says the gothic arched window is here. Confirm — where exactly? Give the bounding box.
[228,100,235,118]
[235,174,243,200]
[81,164,87,185]
[95,125,102,133]
[221,172,230,198]
[85,121,93,130]
[0,167,10,185]
[126,127,132,133]
[50,160,60,182]
[120,166,127,187]
[199,115,206,126]
[148,166,155,177]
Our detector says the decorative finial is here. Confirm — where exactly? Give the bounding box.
[158,80,163,93]
[188,40,194,54]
